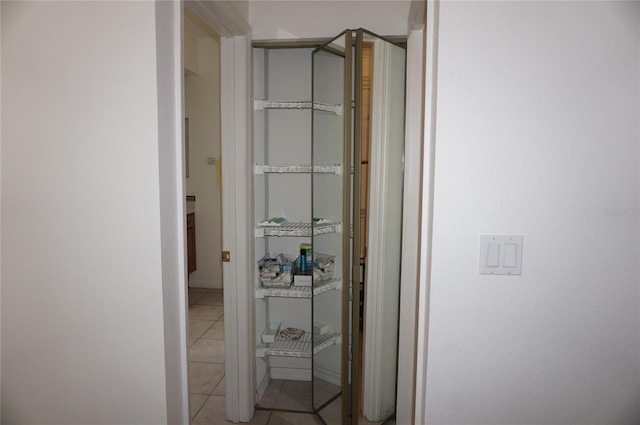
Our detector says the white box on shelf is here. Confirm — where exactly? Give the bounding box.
[314,321,329,336]
[294,274,312,287]
[262,321,282,343]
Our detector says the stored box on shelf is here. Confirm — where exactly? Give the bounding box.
[314,253,336,282]
[314,321,329,336]
[258,254,297,288]
[295,252,336,283]
[293,272,312,287]
[262,321,282,343]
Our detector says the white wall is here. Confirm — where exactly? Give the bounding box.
[185,15,223,289]
[250,0,410,40]
[1,2,171,423]
[184,14,202,74]
[229,0,249,26]
[426,2,640,424]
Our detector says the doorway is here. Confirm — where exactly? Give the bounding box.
[248,30,406,425]
[182,6,227,423]
[166,3,424,422]
[183,7,223,291]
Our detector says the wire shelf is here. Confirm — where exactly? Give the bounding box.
[313,333,339,355]
[254,164,342,175]
[254,99,342,116]
[257,332,340,358]
[256,279,341,299]
[255,222,339,237]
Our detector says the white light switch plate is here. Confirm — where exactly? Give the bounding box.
[479,235,523,275]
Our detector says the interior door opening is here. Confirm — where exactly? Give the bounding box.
[251,29,406,425]
[183,7,224,291]
[182,6,228,423]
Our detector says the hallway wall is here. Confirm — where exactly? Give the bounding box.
[1,2,170,422]
[249,0,411,40]
[426,2,640,423]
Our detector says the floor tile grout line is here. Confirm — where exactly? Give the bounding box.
[190,373,224,397]
[197,314,225,339]
[188,288,227,424]
[189,289,210,305]
[188,318,218,339]
[191,393,208,422]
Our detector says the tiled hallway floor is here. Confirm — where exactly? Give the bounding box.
[188,287,229,424]
[187,287,396,425]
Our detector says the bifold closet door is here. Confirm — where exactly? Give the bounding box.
[359,30,406,423]
[312,31,352,425]
[311,29,406,425]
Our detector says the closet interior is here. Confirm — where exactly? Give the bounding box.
[252,30,406,425]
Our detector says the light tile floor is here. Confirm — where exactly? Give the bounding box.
[188,288,396,425]
[188,287,228,424]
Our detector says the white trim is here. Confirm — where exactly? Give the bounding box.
[0,1,3,420]
[395,21,426,425]
[235,35,256,423]
[155,1,189,423]
[408,0,427,30]
[220,36,239,421]
[270,367,312,382]
[220,35,255,423]
[414,1,440,424]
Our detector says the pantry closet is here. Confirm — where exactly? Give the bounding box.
[252,30,406,424]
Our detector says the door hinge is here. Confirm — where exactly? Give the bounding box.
[222,251,231,262]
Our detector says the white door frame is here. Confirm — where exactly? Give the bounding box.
[155,1,190,423]
[219,35,255,422]
[414,1,440,424]
[395,30,422,425]
[183,1,254,422]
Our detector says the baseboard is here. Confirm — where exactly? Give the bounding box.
[313,365,341,387]
[270,367,311,382]
[188,279,222,289]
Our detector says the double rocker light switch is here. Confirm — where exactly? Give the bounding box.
[479,235,523,275]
